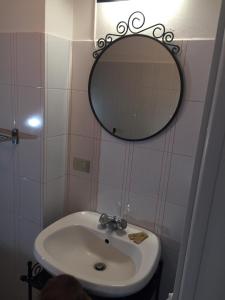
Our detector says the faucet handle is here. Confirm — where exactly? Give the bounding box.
[99,213,111,226]
[117,218,127,230]
[99,213,127,230]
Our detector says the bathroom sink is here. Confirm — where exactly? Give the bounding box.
[34,211,161,297]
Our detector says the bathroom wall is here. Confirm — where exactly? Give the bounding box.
[68,37,215,300]
[66,1,101,213]
[0,18,45,300]
[0,1,220,299]
[96,39,215,299]
[45,0,74,39]
[0,0,45,33]
[0,1,72,299]
[96,0,221,39]
[67,1,219,299]
[44,0,74,227]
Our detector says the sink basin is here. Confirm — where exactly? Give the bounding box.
[34,211,161,297]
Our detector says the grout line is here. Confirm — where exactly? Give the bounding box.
[65,89,73,213]
[90,128,97,211]
[43,34,48,223]
[154,134,168,234]
[124,143,134,219]
[120,142,132,218]
[11,33,24,277]
[182,40,188,70]
[120,144,128,217]
[39,33,43,89]
[91,129,101,211]
[160,122,177,236]
[158,153,170,236]
[10,33,14,86]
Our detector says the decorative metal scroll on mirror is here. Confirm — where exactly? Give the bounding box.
[88,11,183,141]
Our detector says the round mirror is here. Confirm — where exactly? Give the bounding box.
[89,35,183,141]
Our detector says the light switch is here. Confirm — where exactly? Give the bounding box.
[73,157,91,173]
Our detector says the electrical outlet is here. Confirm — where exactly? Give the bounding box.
[73,157,91,173]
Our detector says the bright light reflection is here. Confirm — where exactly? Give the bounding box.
[26,116,42,129]
[98,0,185,37]
[131,0,185,19]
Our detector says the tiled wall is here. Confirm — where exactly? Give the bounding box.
[44,34,71,227]
[67,39,214,299]
[0,0,74,298]
[0,0,45,33]
[0,32,45,299]
[0,2,216,299]
[67,40,101,213]
[45,0,74,40]
[0,32,71,299]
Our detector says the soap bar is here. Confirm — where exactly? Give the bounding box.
[128,232,149,244]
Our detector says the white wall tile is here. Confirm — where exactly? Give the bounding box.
[67,175,91,213]
[19,178,41,223]
[97,183,122,216]
[18,138,42,181]
[166,154,194,207]
[126,194,158,231]
[184,39,214,101]
[165,119,176,154]
[17,86,44,136]
[130,147,163,197]
[69,135,95,178]
[0,84,15,211]
[134,133,166,152]
[176,40,187,69]
[1,265,16,299]
[155,152,173,234]
[46,35,71,89]
[101,128,122,143]
[0,33,12,85]
[0,84,13,129]
[73,0,95,40]
[0,212,16,299]
[46,135,67,180]
[16,33,44,87]
[17,218,41,261]
[47,89,69,137]
[162,202,186,242]
[45,0,74,40]
[70,90,95,137]
[71,41,94,91]
[14,218,42,300]
[0,153,14,213]
[0,212,14,249]
[0,0,45,33]
[173,101,204,156]
[98,140,127,189]
[44,177,65,227]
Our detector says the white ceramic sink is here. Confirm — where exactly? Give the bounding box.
[34,211,161,297]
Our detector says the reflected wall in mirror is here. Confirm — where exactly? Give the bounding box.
[89,35,183,141]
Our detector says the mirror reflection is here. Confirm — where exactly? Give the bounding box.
[89,35,182,141]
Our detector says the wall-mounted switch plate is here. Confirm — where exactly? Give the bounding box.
[73,157,91,173]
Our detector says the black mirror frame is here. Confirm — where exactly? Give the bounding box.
[88,12,184,142]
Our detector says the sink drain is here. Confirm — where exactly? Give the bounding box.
[94,262,107,271]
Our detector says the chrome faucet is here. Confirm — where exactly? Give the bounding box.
[99,213,127,231]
